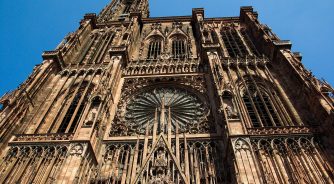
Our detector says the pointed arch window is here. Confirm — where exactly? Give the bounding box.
[147,38,162,59]
[84,96,102,127]
[58,82,91,133]
[211,30,219,43]
[221,28,248,57]
[240,29,260,56]
[242,84,281,127]
[172,38,186,59]
[123,3,131,14]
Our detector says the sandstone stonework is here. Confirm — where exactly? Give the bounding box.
[0,1,333,183]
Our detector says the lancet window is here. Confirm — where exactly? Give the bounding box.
[221,28,248,57]
[0,146,68,183]
[172,38,186,59]
[187,141,224,183]
[211,30,219,43]
[147,38,162,59]
[84,96,101,127]
[96,140,224,184]
[240,30,260,56]
[242,82,281,127]
[58,82,91,133]
[123,3,131,14]
[251,137,334,183]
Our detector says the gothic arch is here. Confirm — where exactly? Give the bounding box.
[144,25,165,41]
[234,138,250,151]
[56,80,95,133]
[285,138,301,153]
[69,70,77,76]
[167,28,189,39]
[95,68,103,74]
[238,76,292,128]
[78,69,86,76]
[168,33,188,59]
[144,35,164,59]
[258,139,272,154]
[61,70,69,76]
[90,95,102,102]
[222,89,233,97]
[0,145,69,183]
[87,69,94,75]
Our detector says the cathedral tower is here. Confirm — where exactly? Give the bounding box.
[0,1,333,183]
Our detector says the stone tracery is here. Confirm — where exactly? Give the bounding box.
[111,84,214,136]
[251,136,334,183]
[0,1,333,183]
[123,87,209,133]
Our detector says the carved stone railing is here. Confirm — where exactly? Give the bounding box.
[124,57,203,76]
[10,133,74,143]
[220,56,269,67]
[247,126,318,136]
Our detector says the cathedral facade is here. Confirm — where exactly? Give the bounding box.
[0,0,334,183]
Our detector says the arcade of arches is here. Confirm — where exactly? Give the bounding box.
[0,0,334,183]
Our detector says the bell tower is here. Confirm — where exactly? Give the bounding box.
[98,0,149,22]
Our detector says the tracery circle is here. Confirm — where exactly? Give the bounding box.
[124,87,208,132]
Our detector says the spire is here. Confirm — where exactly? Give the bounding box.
[97,0,149,23]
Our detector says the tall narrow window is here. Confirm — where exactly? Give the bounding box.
[221,29,248,57]
[243,95,261,127]
[123,3,131,14]
[242,84,281,127]
[172,39,186,59]
[240,30,260,56]
[84,96,101,126]
[211,30,219,43]
[58,83,90,133]
[147,38,162,59]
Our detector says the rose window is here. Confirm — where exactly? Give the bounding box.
[124,87,209,133]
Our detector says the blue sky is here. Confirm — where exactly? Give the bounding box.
[0,0,333,96]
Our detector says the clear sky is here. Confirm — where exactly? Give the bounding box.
[0,0,333,96]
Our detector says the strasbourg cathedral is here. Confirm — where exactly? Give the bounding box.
[1,0,334,183]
